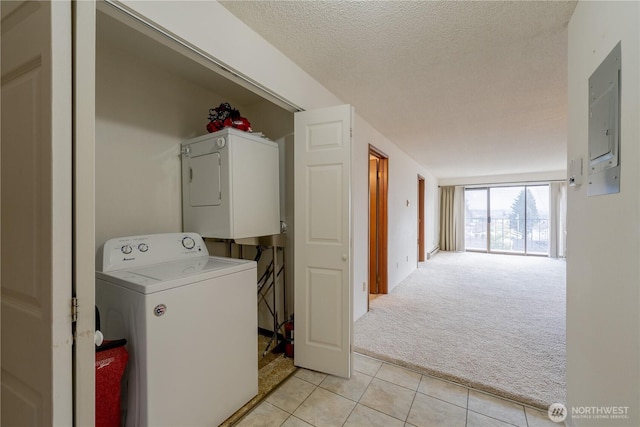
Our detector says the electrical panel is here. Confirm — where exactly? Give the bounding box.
[588,41,621,196]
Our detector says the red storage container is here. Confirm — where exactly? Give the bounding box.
[284,320,294,358]
[95,340,128,427]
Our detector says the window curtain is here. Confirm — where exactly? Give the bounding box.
[439,186,465,251]
[549,182,567,258]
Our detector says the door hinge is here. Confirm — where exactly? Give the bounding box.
[71,297,78,323]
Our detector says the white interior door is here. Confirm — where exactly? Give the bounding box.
[294,104,353,378]
[1,1,73,425]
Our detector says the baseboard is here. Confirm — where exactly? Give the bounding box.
[427,247,440,260]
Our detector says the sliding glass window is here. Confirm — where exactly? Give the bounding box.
[464,185,550,256]
[524,186,550,255]
[464,188,488,251]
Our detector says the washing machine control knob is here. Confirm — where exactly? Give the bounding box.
[121,244,133,255]
[138,243,148,252]
[182,236,196,250]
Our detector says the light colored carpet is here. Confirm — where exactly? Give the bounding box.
[354,251,566,409]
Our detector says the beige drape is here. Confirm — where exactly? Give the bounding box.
[439,186,465,251]
[549,182,567,258]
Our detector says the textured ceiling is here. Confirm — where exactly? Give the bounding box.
[220,0,577,179]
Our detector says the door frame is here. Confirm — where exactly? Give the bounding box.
[368,145,388,295]
[72,0,97,424]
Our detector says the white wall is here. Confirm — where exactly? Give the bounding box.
[95,43,219,248]
[567,2,639,426]
[120,0,441,322]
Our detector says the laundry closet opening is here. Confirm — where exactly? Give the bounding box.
[95,5,296,422]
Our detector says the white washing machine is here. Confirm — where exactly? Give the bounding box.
[95,232,257,427]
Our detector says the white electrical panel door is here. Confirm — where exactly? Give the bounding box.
[189,152,222,207]
[587,41,621,196]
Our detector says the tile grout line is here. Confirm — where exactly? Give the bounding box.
[264,372,321,425]
[464,388,470,427]
[282,378,320,426]
[405,387,419,425]
[340,398,358,427]
[371,371,422,394]
[350,370,412,425]
[466,408,524,427]
[356,390,412,425]
[417,387,469,411]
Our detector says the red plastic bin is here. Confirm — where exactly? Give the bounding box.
[95,340,128,427]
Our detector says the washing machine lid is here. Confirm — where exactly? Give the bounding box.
[96,255,255,294]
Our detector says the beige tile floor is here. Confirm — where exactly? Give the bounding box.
[234,353,563,427]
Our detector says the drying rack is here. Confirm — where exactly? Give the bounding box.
[234,233,287,357]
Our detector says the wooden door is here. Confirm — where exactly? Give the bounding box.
[369,157,378,293]
[368,146,388,294]
[418,176,425,262]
